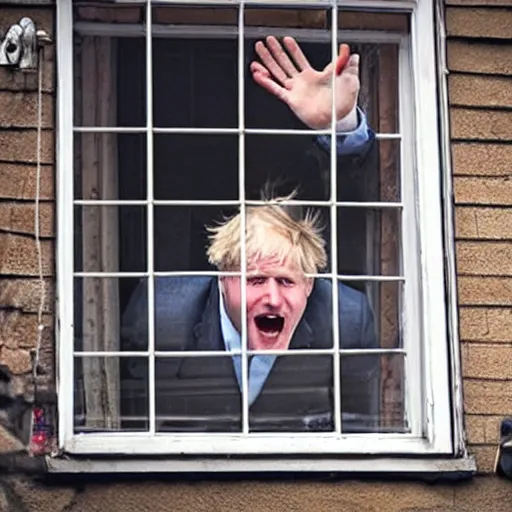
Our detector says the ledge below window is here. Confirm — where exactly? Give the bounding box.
[46,455,477,480]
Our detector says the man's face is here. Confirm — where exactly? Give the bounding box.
[221,256,313,351]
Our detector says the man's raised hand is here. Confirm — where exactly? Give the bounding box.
[250,36,360,130]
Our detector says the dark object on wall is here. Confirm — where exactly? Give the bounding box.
[495,417,512,480]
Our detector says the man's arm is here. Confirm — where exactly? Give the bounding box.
[316,106,374,158]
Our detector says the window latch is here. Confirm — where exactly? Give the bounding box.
[0,17,51,71]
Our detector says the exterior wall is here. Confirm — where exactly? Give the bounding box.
[0,1,511,511]
[447,0,512,475]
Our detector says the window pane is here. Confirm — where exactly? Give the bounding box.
[74,205,147,272]
[153,134,239,201]
[74,277,148,352]
[340,353,407,433]
[337,207,402,276]
[74,133,147,200]
[154,205,234,272]
[73,3,147,127]
[245,134,333,201]
[73,30,146,128]
[249,354,334,433]
[155,356,242,433]
[339,280,403,349]
[74,356,149,433]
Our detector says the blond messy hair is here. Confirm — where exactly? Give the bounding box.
[207,197,327,274]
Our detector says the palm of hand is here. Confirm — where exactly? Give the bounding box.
[286,68,360,130]
[251,37,360,130]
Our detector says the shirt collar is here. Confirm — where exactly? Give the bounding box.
[218,282,241,353]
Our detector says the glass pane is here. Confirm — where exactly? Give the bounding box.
[74,205,147,273]
[249,353,333,433]
[74,133,147,200]
[73,3,146,128]
[74,356,149,433]
[338,280,403,349]
[338,10,409,33]
[74,277,148,352]
[340,353,407,433]
[73,30,146,127]
[337,207,402,276]
[154,205,236,273]
[245,134,333,201]
[153,134,238,201]
[152,3,239,129]
[156,356,242,433]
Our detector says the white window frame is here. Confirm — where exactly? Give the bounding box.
[56,0,463,463]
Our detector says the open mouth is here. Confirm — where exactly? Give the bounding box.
[254,315,285,337]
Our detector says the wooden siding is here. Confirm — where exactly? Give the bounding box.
[447,0,512,475]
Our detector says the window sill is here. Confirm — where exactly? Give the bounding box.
[46,454,476,479]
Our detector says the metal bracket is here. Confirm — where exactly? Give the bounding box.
[0,17,52,72]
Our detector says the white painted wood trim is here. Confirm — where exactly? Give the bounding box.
[47,454,476,474]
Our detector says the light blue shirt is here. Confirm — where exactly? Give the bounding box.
[317,107,372,157]
[218,110,372,405]
[219,287,277,406]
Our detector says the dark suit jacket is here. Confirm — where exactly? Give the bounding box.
[122,276,381,434]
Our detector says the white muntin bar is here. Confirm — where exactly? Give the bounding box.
[329,1,342,437]
[145,0,157,437]
[73,348,406,358]
[113,0,417,8]
[73,126,147,133]
[73,271,405,280]
[74,22,406,45]
[73,125,402,139]
[73,199,404,208]
[73,125,402,140]
[238,2,250,436]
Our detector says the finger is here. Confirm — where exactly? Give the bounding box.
[252,72,289,104]
[255,40,289,85]
[266,36,300,77]
[282,36,311,71]
[344,53,360,75]
[335,43,351,75]
[250,61,271,78]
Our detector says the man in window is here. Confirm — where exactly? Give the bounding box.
[123,39,379,433]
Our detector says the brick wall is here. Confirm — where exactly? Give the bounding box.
[0,3,55,440]
[446,0,512,474]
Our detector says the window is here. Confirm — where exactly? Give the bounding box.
[57,0,455,459]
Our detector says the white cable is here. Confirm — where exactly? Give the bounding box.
[30,46,46,448]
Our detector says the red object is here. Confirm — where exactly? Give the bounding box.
[336,44,350,75]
